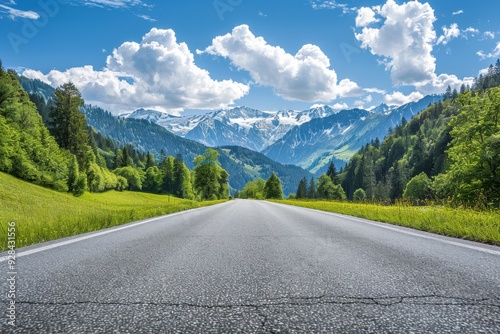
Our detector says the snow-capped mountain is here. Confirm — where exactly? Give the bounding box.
[127,96,441,174]
[127,105,338,152]
[263,95,443,174]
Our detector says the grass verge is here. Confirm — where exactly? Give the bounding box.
[0,172,225,251]
[272,199,500,245]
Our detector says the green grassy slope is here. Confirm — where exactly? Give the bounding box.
[273,200,500,245]
[0,172,224,250]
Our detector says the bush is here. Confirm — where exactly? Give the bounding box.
[73,174,87,196]
[353,188,367,202]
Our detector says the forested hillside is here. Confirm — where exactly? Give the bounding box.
[0,65,229,201]
[0,67,70,191]
[339,60,500,206]
[19,76,310,195]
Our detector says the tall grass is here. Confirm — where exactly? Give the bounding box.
[273,199,500,245]
[0,172,224,250]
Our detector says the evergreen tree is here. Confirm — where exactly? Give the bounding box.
[307,177,316,198]
[173,153,184,197]
[145,152,156,169]
[326,161,337,184]
[121,147,133,167]
[444,85,452,100]
[50,82,89,168]
[296,177,307,199]
[193,148,229,200]
[113,149,123,169]
[264,172,283,199]
[161,156,175,194]
[171,153,193,198]
[67,155,79,194]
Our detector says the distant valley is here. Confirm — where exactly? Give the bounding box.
[127,96,442,174]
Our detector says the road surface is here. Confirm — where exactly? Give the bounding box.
[1,200,499,333]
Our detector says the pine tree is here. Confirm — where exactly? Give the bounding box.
[67,155,79,194]
[296,177,307,199]
[307,177,316,198]
[444,85,452,100]
[326,161,337,184]
[173,153,185,197]
[264,172,283,199]
[161,156,175,194]
[49,82,89,168]
[145,152,156,169]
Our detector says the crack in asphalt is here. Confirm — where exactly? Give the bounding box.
[10,295,499,333]
[15,294,499,309]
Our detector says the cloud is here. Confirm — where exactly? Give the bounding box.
[355,7,379,27]
[310,1,356,14]
[137,14,156,22]
[354,0,472,94]
[452,10,463,16]
[384,91,423,106]
[355,0,437,86]
[477,41,500,60]
[23,28,249,114]
[483,31,495,40]
[0,4,40,20]
[200,24,362,103]
[415,74,475,95]
[364,87,386,94]
[75,0,147,8]
[436,23,460,45]
[332,102,348,110]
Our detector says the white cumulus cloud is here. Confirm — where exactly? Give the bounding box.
[355,7,379,27]
[354,0,472,94]
[384,91,423,106]
[355,0,437,86]
[200,24,362,103]
[23,28,249,114]
[332,102,349,110]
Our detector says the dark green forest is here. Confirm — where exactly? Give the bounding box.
[337,60,500,207]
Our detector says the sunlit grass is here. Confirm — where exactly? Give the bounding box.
[272,199,500,245]
[0,172,225,250]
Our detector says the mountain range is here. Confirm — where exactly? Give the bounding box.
[127,95,442,174]
[20,76,441,193]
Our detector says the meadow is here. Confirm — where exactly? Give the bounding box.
[0,172,224,251]
[273,199,500,245]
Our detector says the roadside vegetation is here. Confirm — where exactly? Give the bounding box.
[272,199,500,245]
[0,172,224,251]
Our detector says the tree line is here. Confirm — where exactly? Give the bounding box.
[0,64,228,201]
[338,60,500,207]
[235,172,284,199]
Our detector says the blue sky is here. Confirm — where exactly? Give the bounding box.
[1,0,499,114]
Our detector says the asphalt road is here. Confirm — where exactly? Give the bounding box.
[1,199,499,333]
